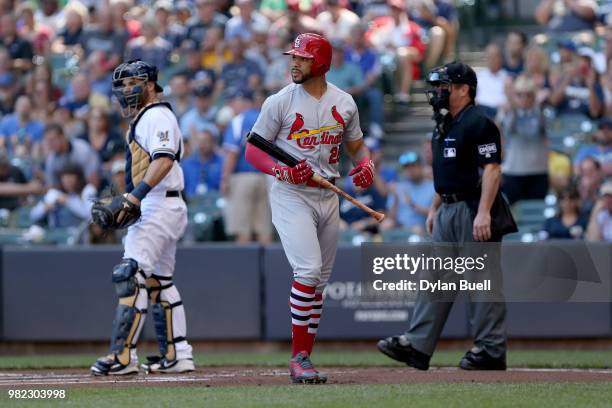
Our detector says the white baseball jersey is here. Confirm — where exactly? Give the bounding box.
[251,82,363,179]
[133,105,185,195]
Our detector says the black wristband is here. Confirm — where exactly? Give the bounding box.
[131,181,152,201]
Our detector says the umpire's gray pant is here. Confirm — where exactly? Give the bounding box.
[404,201,507,359]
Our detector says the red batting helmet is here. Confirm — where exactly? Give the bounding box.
[284,33,332,77]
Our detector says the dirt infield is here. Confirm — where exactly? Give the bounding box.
[0,367,610,388]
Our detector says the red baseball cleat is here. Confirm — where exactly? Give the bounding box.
[290,351,327,384]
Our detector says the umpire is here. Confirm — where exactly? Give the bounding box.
[377,62,507,370]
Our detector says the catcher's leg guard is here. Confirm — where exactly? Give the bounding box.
[143,274,193,373]
[91,259,147,375]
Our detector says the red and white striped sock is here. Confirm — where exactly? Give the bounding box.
[290,281,315,358]
[306,292,323,355]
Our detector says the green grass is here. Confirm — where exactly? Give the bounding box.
[1,383,612,408]
[0,350,610,370]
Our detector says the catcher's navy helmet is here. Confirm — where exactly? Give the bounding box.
[112,60,163,117]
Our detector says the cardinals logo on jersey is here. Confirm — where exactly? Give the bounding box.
[288,107,345,149]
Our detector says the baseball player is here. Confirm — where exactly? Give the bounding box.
[90,60,194,375]
[245,33,375,384]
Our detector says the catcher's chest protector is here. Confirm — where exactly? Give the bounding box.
[125,102,173,192]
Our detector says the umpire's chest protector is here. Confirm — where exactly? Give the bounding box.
[125,102,173,192]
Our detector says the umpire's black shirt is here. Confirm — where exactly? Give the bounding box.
[431,104,502,195]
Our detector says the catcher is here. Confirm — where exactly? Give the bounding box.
[90,60,194,375]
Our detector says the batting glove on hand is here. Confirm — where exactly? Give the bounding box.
[273,159,314,184]
[349,157,375,188]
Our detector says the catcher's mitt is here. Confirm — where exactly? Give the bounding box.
[91,194,141,230]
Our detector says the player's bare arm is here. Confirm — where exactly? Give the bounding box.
[473,162,501,242]
[126,157,174,206]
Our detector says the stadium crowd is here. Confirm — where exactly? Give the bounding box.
[0,0,608,244]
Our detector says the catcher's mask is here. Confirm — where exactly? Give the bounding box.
[424,67,452,111]
[424,62,477,111]
[112,59,163,117]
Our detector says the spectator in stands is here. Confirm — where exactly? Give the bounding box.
[179,40,218,88]
[0,95,44,158]
[186,0,228,48]
[259,0,289,21]
[225,0,270,42]
[339,177,387,234]
[586,181,612,242]
[499,77,549,205]
[540,186,588,240]
[327,39,364,96]
[35,0,64,36]
[17,2,53,55]
[522,45,553,105]
[381,151,435,234]
[1,13,33,73]
[30,163,97,228]
[217,37,263,99]
[125,16,173,71]
[0,70,17,116]
[51,2,87,52]
[111,0,139,41]
[475,43,508,119]
[79,6,126,72]
[85,52,113,99]
[78,106,123,168]
[535,0,599,33]
[154,0,186,49]
[269,0,320,43]
[408,0,459,69]
[221,89,272,243]
[573,118,612,177]
[0,153,42,211]
[200,26,231,73]
[316,0,360,42]
[577,156,603,217]
[549,149,572,195]
[366,0,425,104]
[182,127,224,197]
[43,123,100,189]
[346,24,385,140]
[502,30,527,77]
[549,48,605,119]
[264,35,292,93]
[167,73,194,121]
[58,72,91,115]
[180,85,219,141]
[365,137,398,188]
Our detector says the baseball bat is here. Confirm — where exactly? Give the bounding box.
[247,132,385,223]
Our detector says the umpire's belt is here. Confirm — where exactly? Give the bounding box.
[440,192,477,204]
[305,178,336,188]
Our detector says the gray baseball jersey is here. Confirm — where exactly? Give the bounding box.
[252,82,363,179]
[252,82,363,291]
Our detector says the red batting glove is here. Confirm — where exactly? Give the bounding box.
[348,157,375,188]
[273,159,314,184]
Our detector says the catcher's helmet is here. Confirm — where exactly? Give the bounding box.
[112,59,163,117]
[284,33,332,77]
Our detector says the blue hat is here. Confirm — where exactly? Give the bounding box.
[558,39,577,53]
[228,88,254,101]
[194,85,213,97]
[399,151,421,166]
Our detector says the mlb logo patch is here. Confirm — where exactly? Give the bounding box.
[478,143,497,158]
[444,148,456,158]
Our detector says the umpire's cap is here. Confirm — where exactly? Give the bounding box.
[427,62,477,88]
